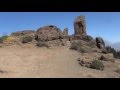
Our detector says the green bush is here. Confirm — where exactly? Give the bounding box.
[1,35,9,41]
[70,41,92,53]
[71,42,80,50]
[83,35,94,42]
[90,60,104,71]
[22,36,33,43]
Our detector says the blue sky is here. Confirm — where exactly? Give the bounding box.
[0,12,119,43]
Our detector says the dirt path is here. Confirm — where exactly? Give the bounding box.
[0,45,119,78]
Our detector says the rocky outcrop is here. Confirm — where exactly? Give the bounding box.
[63,28,68,36]
[11,30,35,37]
[68,16,87,41]
[37,39,67,47]
[100,54,115,63]
[96,37,105,46]
[74,16,87,36]
[78,58,91,67]
[35,25,63,42]
[7,15,108,51]
[35,25,67,47]
[11,30,36,44]
[96,37,105,50]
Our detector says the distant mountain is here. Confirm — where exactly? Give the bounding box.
[104,40,120,51]
[111,42,120,51]
[104,40,112,47]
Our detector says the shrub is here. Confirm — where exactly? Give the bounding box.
[70,41,92,53]
[83,35,94,42]
[90,60,104,70]
[70,41,82,50]
[1,35,9,41]
[5,36,16,43]
[22,36,33,43]
[81,45,92,53]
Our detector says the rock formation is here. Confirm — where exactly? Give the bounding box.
[35,25,67,47]
[74,16,87,36]
[11,30,35,37]
[100,55,115,62]
[5,15,107,51]
[68,16,87,41]
[63,28,68,36]
[96,37,105,50]
[11,30,36,44]
[35,25,63,41]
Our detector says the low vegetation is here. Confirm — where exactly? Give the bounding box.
[22,36,33,43]
[0,35,9,41]
[83,35,94,42]
[90,60,104,71]
[0,35,16,45]
[71,41,81,50]
[5,36,16,43]
[70,41,92,53]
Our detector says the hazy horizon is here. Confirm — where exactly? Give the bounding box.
[0,12,120,43]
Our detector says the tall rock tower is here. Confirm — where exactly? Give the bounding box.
[63,28,68,36]
[74,16,87,36]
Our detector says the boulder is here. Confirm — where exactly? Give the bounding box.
[78,58,91,67]
[35,25,64,42]
[96,37,105,50]
[97,43,105,49]
[100,54,115,63]
[96,37,105,46]
[35,25,67,47]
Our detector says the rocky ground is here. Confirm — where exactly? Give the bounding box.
[0,44,120,78]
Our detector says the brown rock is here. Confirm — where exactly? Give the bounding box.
[96,37,105,46]
[100,54,115,63]
[37,39,66,47]
[74,16,87,36]
[97,43,105,49]
[63,28,68,36]
[63,36,71,41]
[96,37,105,50]
[35,25,64,42]
[78,59,91,67]
[11,30,35,37]
[37,41,49,48]
[73,35,83,40]
[61,39,67,46]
